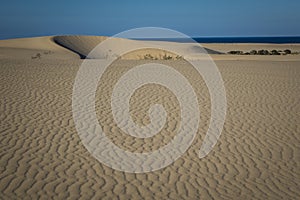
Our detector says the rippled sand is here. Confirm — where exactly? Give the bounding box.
[0,36,299,199]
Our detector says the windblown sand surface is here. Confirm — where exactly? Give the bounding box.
[0,36,299,199]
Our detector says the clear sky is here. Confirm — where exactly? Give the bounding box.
[1,0,300,39]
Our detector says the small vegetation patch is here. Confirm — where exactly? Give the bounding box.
[31,51,54,59]
[140,54,184,60]
[31,53,41,59]
[227,49,299,55]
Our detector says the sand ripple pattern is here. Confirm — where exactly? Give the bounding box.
[72,28,226,173]
[0,48,299,198]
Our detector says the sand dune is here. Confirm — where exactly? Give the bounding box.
[53,35,222,59]
[53,35,108,59]
[0,36,299,199]
[0,36,79,60]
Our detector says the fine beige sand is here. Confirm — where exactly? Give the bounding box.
[0,36,299,199]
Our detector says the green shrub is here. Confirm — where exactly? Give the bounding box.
[250,50,257,55]
[284,49,291,54]
[271,50,280,55]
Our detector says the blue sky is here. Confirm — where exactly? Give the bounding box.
[1,0,300,39]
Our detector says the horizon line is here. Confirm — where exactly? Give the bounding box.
[1,34,300,40]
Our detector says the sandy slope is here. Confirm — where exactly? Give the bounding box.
[0,36,299,199]
[53,35,222,59]
[0,36,79,60]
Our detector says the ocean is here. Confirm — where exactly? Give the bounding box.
[133,36,300,43]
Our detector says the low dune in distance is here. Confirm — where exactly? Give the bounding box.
[0,35,299,199]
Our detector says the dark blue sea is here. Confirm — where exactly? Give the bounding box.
[134,36,300,43]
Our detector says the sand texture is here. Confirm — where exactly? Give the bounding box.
[0,36,299,199]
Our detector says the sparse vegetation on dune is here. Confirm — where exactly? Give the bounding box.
[31,51,54,59]
[143,54,155,60]
[227,49,298,55]
[284,49,291,54]
[141,53,184,60]
[31,53,41,59]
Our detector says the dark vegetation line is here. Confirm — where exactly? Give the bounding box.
[227,49,299,55]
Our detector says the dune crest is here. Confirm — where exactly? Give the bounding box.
[0,36,79,60]
[53,35,222,59]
